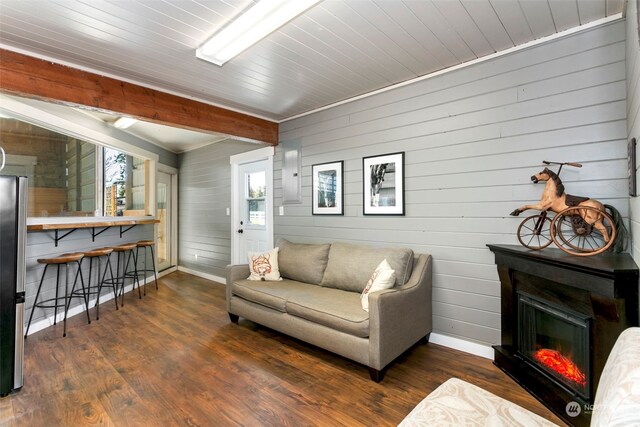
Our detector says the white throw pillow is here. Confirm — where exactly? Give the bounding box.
[247,247,282,281]
[361,259,396,312]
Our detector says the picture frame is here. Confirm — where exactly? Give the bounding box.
[629,137,637,197]
[363,152,404,215]
[312,160,343,215]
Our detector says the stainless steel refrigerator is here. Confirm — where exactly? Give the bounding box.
[0,175,26,397]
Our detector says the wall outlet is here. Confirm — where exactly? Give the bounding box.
[279,206,284,216]
[226,207,230,216]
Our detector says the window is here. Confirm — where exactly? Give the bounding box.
[246,170,266,226]
[104,147,147,217]
[0,115,148,218]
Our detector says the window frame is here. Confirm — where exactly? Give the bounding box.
[0,94,158,225]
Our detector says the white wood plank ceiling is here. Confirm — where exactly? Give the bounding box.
[0,0,625,123]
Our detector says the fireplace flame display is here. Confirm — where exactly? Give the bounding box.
[534,349,587,386]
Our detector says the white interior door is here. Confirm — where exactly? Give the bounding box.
[156,170,172,271]
[237,160,268,256]
[231,147,274,264]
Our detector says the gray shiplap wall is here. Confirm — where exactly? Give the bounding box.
[627,1,640,268]
[178,139,259,279]
[276,20,629,347]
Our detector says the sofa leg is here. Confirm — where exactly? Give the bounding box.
[422,333,431,345]
[369,367,386,383]
[228,313,239,324]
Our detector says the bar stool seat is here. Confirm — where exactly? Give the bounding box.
[39,253,84,264]
[102,243,141,306]
[72,247,118,320]
[115,243,137,250]
[25,253,91,338]
[126,240,159,296]
[83,248,113,257]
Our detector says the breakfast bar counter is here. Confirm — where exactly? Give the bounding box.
[27,218,159,246]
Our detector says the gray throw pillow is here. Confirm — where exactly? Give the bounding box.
[276,238,331,285]
[320,242,414,292]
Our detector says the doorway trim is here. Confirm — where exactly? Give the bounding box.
[158,163,178,276]
[230,146,275,264]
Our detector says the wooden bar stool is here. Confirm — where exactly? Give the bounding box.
[102,243,141,307]
[126,240,159,296]
[25,253,91,338]
[72,247,118,320]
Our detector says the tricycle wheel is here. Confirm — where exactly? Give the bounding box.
[551,206,616,256]
[517,214,553,250]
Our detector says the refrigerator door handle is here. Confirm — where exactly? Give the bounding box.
[16,177,27,294]
[14,301,24,390]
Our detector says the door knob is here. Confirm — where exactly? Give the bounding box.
[237,229,243,234]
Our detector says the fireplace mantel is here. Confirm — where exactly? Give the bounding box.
[488,244,639,299]
[487,244,639,426]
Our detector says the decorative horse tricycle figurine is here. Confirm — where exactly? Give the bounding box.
[510,161,622,256]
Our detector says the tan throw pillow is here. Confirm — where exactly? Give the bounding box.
[361,259,396,312]
[247,247,282,281]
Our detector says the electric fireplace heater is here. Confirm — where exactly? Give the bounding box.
[518,293,591,400]
[488,244,639,427]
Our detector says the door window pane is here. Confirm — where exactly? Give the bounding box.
[247,171,265,198]
[248,199,265,226]
[157,182,168,266]
[246,171,266,226]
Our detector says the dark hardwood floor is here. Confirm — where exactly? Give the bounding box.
[1,271,565,426]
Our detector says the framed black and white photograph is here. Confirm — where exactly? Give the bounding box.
[363,152,404,215]
[312,161,343,215]
[629,137,637,197]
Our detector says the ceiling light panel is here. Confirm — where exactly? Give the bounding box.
[113,117,138,129]
[196,0,323,66]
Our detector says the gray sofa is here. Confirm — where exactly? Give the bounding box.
[226,239,433,381]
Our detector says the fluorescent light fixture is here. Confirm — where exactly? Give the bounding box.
[113,117,138,129]
[197,0,322,66]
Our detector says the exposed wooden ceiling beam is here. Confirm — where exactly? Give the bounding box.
[0,49,278,145]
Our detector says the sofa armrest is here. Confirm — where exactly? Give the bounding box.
[591,327,640,426]
[225,264,250,312]
[368,254,432,370]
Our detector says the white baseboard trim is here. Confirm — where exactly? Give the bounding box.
[430,333,494,360]
[158,266,177,278]
[177,266,226,285]
[26,277,155,336]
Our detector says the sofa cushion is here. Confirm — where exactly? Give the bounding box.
[232,279,310,312]
[277,238,331,285]
[320,242,414,292]
[285,286,370,338]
